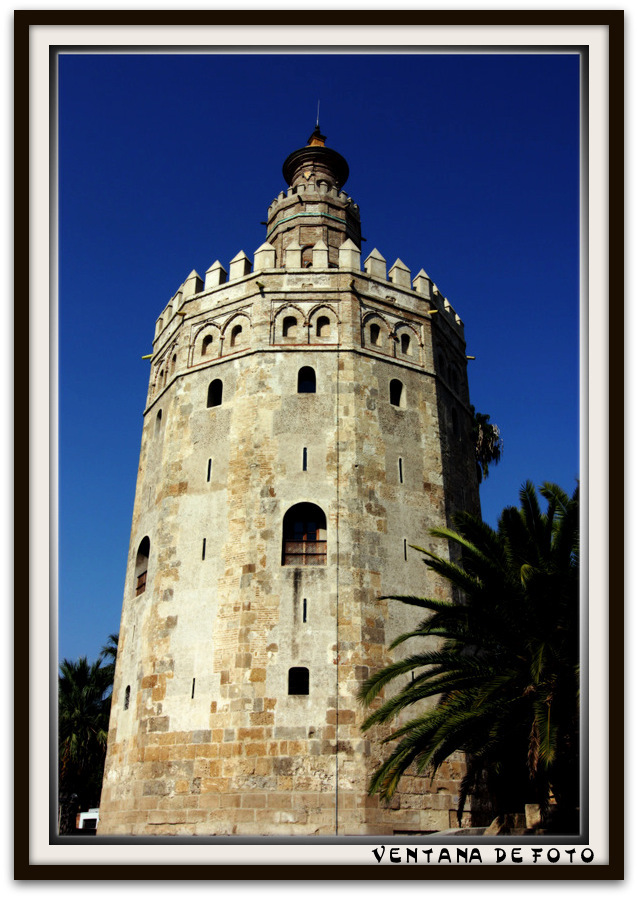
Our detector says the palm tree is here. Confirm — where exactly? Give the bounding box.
[58,655,112,833]
[471,406,503,483]
[98,632,119,684]
[359,481,579,832]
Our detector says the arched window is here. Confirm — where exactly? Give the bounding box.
[288,667,309,695]
[370,323,381,346]
[297,366,316,394]
[230,324,242,347]
[207,379,223,408]
[135,536,150,596]
[390,379,405,408]
[202,334,213,356]
[170,353,177,373]
[400,333,411,355]
[155,409,162,435]
[282,502,327,566]
[316,316,331,338]
[283,315,298,338]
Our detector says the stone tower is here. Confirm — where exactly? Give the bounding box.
[98,128,480,836]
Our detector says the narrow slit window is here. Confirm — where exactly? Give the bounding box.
[191,678,196,699]
[288,667,309,695]
[124,685,130,710]
[403,538,408,561]
[451,407,460,438]
[202,538,207,560]
[398,457,404,484]
[207,458,212,482]
[302,447,308,471]
[302,598,307,623]
[155,409,162,435]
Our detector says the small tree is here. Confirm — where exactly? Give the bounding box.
[471,406,503,483]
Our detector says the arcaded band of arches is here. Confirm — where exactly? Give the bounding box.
[282,502,327,566]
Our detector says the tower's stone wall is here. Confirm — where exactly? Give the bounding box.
[99,137,480,836]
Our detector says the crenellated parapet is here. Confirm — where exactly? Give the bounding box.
[150,238,466,396]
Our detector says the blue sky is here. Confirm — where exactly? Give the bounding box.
[58,52,580,664]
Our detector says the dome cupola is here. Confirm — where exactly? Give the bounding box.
[282,126,350,191]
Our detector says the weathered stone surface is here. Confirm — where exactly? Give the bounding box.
[99,133,480,837]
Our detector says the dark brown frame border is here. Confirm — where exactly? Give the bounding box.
[15,8,623,882]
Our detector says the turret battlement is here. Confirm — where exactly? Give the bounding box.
[267,183,361,219]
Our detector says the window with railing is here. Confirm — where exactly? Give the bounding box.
[135,536,150,595]
[282,503,327,566]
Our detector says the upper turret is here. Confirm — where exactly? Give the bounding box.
[266,128,361,268]
[281,125,350,190]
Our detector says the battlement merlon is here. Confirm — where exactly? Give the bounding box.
[152,244,464,349]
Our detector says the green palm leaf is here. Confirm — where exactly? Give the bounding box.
[360,482,579,832]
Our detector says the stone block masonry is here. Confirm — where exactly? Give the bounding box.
[99,129,479,836]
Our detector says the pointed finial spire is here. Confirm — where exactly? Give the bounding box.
[307,118,326,147]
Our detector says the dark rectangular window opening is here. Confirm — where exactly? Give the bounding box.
[207,458,212,482]
[288,666,309,695]
[202,538,207,560]
[302,598,307,623]
[403,538,407,561]
[398,457,404,483]
[302,447,308,471]
[191,678,196,699]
